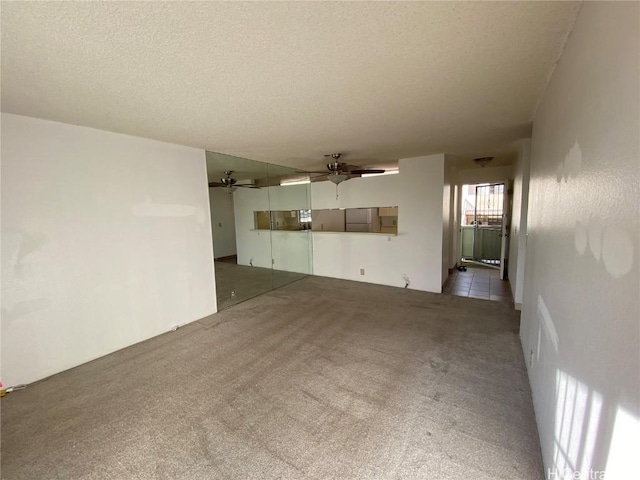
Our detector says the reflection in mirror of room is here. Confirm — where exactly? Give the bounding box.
[256,207,399,234]
[207,151,313,311]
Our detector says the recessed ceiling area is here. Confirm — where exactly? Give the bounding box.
[1,1,581,171]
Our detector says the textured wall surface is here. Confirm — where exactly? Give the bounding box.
[508,139,531,307]
[1,114,216,386]
[522,3,639,477]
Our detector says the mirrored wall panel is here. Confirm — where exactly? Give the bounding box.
[206,151,312,310]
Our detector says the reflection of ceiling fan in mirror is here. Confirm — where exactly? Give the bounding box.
[305,153,386,185]
[208,171,261,193]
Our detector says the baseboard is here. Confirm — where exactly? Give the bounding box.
[215,254,238,264]
[514,302,523,311]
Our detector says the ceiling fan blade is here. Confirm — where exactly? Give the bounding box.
[236,185,261,189]
[349,169,386,175]
[209,182,225,187]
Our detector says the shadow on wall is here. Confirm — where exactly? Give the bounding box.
[536,292,638,480]
[549,369,638,480]
[536,296,638,480]
[548,149,638,478]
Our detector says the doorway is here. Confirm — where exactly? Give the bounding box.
[459,183,509,278]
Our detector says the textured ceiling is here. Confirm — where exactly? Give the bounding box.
[1,1,580,170]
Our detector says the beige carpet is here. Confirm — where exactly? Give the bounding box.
[1,276,542,479]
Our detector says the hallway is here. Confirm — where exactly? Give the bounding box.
[443,266,512,304]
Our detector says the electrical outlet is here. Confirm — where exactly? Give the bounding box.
[360,268,365,275]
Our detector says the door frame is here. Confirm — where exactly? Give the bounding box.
[499,180,512,280]
[457,180,511,279]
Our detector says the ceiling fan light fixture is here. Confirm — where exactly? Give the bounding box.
[304,153,387,186]
[473,156,494,167]
[328,173,349,185]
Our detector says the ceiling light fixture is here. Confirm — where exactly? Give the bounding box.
[327,173,349,185]
[473,157,494,167]
[304,153,386,185]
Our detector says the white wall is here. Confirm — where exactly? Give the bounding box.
[233,184,312,274]
[209,188,237,259]
[451,183,459,269]
[442,160,454,284]
[456,164,514,186]
[522,3,639,478]
[233,187,272,268]
[508,139,531,308]
[311,155,445,293]
[267,183,311,212]
[1,113,216,386]
[269,230,313,274]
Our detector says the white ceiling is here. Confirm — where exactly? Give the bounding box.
[1,1,580,171]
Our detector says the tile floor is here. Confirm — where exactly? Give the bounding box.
[443,265,513,304]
